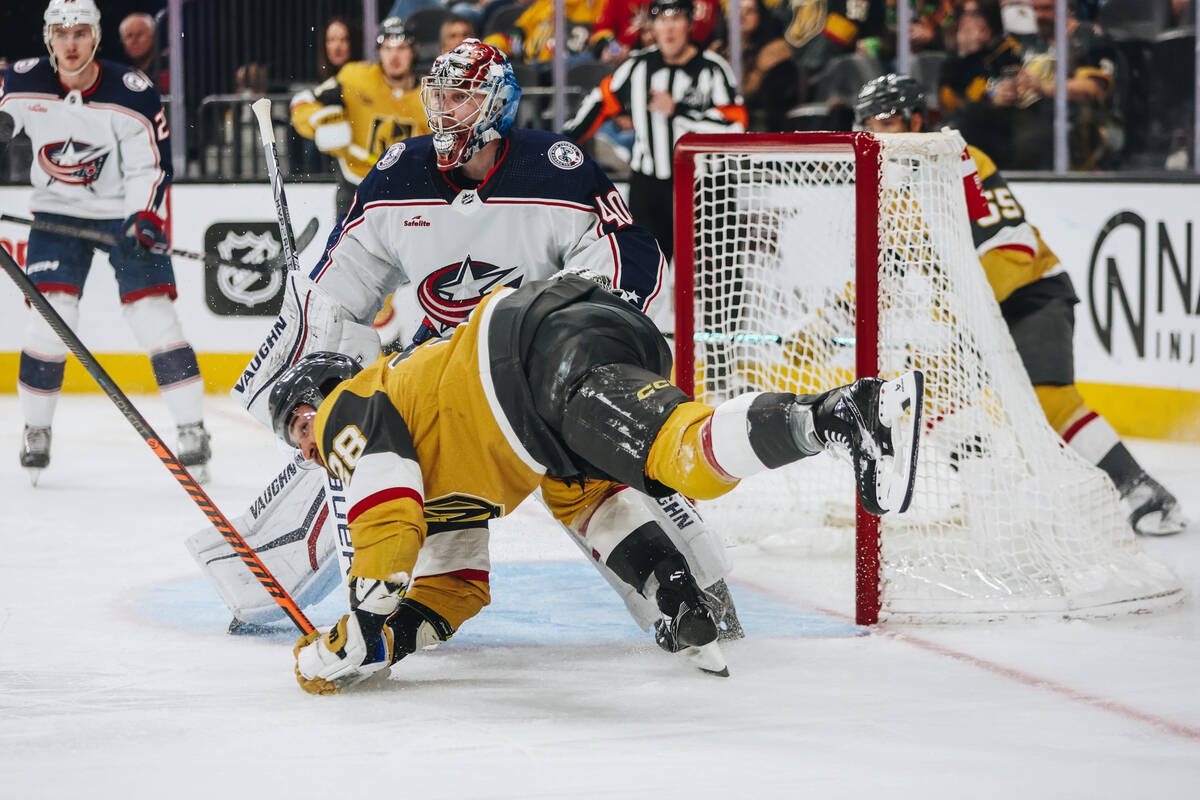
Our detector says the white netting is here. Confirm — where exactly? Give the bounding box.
[682,132,1181,622]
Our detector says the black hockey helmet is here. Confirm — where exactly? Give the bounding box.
[650,0,694,19]
[377,16,409,46]
[268,352,362,446]
[854,74,926,126]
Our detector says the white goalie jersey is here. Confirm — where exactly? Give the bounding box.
[233,128,668,425]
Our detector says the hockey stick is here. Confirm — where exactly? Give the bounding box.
[250,98,300,272]
[1,213,321,272]
[0,245,315,636]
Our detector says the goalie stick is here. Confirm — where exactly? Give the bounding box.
[1,213,321,272]
[0,244,316,637]
[250,98,300,272]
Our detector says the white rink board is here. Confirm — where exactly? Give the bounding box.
[0,183,337,352]
[2,179,1199,390]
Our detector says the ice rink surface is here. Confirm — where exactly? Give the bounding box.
[2,394,1198,799]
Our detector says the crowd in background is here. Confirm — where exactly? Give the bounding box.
[1,0,1198,180]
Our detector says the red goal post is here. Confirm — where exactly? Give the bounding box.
[671,131,1180,625]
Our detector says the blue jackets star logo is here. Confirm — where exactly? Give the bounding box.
[416,255,523,329]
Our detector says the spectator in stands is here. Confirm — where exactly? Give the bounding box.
[739,0,799,132]
[484,0,605,63]
[783,0,886,103]
[119,12,164,90]
[440,15,478,54]
[589,0,720,63]
[318,17,361,81]
[1015,0,1121,169]
[387,0,445,24]
[858,1,959,61]
[1171,0,1194,26]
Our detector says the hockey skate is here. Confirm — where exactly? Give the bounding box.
[19,425,51,486]
[177,422,212,484]
[1121,473,1188,536]
[809,371,924,515]
[653,556,729,677]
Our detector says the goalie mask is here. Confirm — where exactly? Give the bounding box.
[854,74,926,128]
[268,352,362,448]
[420,39,521,170]
[44,0,102,76]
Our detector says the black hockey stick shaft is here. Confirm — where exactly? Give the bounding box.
[0,246,315,635]
[250,98,300,272]
[1,213,321,271]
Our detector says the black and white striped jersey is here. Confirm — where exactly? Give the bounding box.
[565,47,747,181]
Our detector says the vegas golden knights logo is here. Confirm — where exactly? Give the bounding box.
[786,0,826,49]
[369,118,416,157]
[424,493,504,533]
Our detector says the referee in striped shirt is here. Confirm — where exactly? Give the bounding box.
[564,0,747,259]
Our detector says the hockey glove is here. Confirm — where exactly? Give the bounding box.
[121,211,168,255]
[293,582,454,695]
[294,576,405,695]
[309,105,352,153]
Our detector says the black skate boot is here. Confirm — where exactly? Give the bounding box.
[20,425,51,486]
[1120,473,1188,536]
[807,371,924,515]
[177,422,212,483]
[652,555,728,676]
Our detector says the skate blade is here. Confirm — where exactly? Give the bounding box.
[681,641,730,677]
[1133,510,1188,536]
[186,463,211,485]
[25,467,44,487]
[876,370,924,514]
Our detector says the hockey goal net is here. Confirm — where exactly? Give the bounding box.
[672,131,1181,624]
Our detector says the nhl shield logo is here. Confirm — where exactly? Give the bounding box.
[548,141,584,170]
[203,222,288,316]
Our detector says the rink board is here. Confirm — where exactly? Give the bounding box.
[2,180,1199,441]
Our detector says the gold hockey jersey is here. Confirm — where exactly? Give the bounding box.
[967,144,1061,303]
[291,61,431,185]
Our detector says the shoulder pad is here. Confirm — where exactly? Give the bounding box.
[3,57,57,93]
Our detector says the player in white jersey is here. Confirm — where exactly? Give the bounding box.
[213,40,745,657]
[0,0,211,484]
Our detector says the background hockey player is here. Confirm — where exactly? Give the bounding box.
[271,275,925,693]
[0,0,210,484]
[213,40,744,651]
[854,73,1187,536]
[564,0,746,260]
[291,17,431,220]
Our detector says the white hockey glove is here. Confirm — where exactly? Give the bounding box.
[309,105,353,153]
[294,578,453,695]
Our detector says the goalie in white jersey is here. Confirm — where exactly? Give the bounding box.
[0,0,211,484]
[213,40,745,655]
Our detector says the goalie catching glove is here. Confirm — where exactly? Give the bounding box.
[294,576,453,695]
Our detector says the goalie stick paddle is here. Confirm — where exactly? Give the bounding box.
[1,213,321,272]
[0,246,316,636]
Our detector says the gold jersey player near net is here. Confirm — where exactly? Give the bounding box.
[267,274,925,694]
[854,73,1186,536]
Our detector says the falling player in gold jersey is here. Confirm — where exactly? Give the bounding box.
[269,274,925,694]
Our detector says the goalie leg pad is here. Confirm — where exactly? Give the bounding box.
[187,462,340,625]
[232,275,381,427]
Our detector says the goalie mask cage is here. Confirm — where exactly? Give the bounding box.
[672,131,1181,625]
